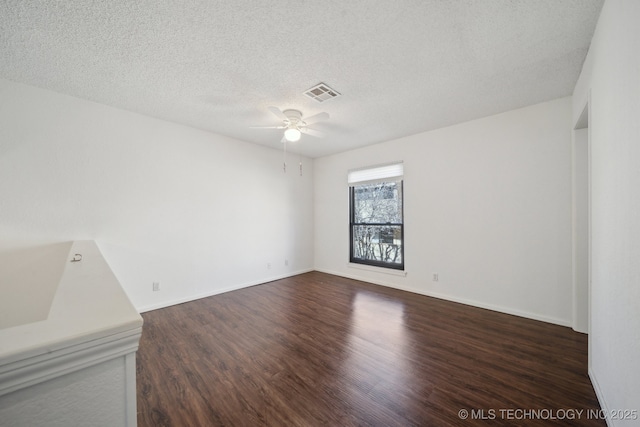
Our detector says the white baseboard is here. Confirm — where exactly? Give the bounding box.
[314,267,571,327]
[589,367,612,427]
[136,268,314,313]
[139,267,572,327]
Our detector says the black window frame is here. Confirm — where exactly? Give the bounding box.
[349,180,404,270]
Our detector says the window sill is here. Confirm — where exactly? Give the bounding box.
[347,263,407,277]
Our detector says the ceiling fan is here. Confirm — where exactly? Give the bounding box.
[251,106,329,142]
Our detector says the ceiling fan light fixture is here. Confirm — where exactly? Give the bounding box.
[284,127,301,142]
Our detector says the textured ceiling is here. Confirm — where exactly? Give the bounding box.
[0,0,603,158]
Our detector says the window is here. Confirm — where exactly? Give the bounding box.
[349,163,404,270]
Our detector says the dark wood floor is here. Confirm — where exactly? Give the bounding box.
[136,272,604,426]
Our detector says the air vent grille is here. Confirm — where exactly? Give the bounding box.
[303,83,341,103]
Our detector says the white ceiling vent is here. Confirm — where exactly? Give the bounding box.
[303,83,341,103]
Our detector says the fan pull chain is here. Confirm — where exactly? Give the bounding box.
[283,139,287,173]
[299,152,303,176]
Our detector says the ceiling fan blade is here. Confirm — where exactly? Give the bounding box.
[249,125,285,129]
[268,106,288,121]
[301,127,324,138]
[302,111,329,125]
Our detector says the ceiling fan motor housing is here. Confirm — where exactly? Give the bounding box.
[283,109,303,126]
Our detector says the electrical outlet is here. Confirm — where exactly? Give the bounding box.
[152,282,160,292]
[432,273,439,282]
[267,263,271,270]
[285,259,289,266]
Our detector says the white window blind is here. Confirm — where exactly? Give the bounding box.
[348,162,403,185]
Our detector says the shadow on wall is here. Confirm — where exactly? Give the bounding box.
[0,241,72,329]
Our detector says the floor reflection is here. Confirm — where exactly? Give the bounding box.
[341,290,411,389]
[350,290,407,348]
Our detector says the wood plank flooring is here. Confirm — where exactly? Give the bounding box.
[136,272,604,426]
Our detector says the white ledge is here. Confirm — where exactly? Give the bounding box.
[347,262,408,277]
[0,240,143,397]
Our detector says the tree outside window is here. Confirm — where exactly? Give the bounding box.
[349,180,404,270]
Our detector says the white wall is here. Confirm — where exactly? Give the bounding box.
[314,97,573,326]
[0,78,314,312]
[572,0,640,422]
[572,127,590,334]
